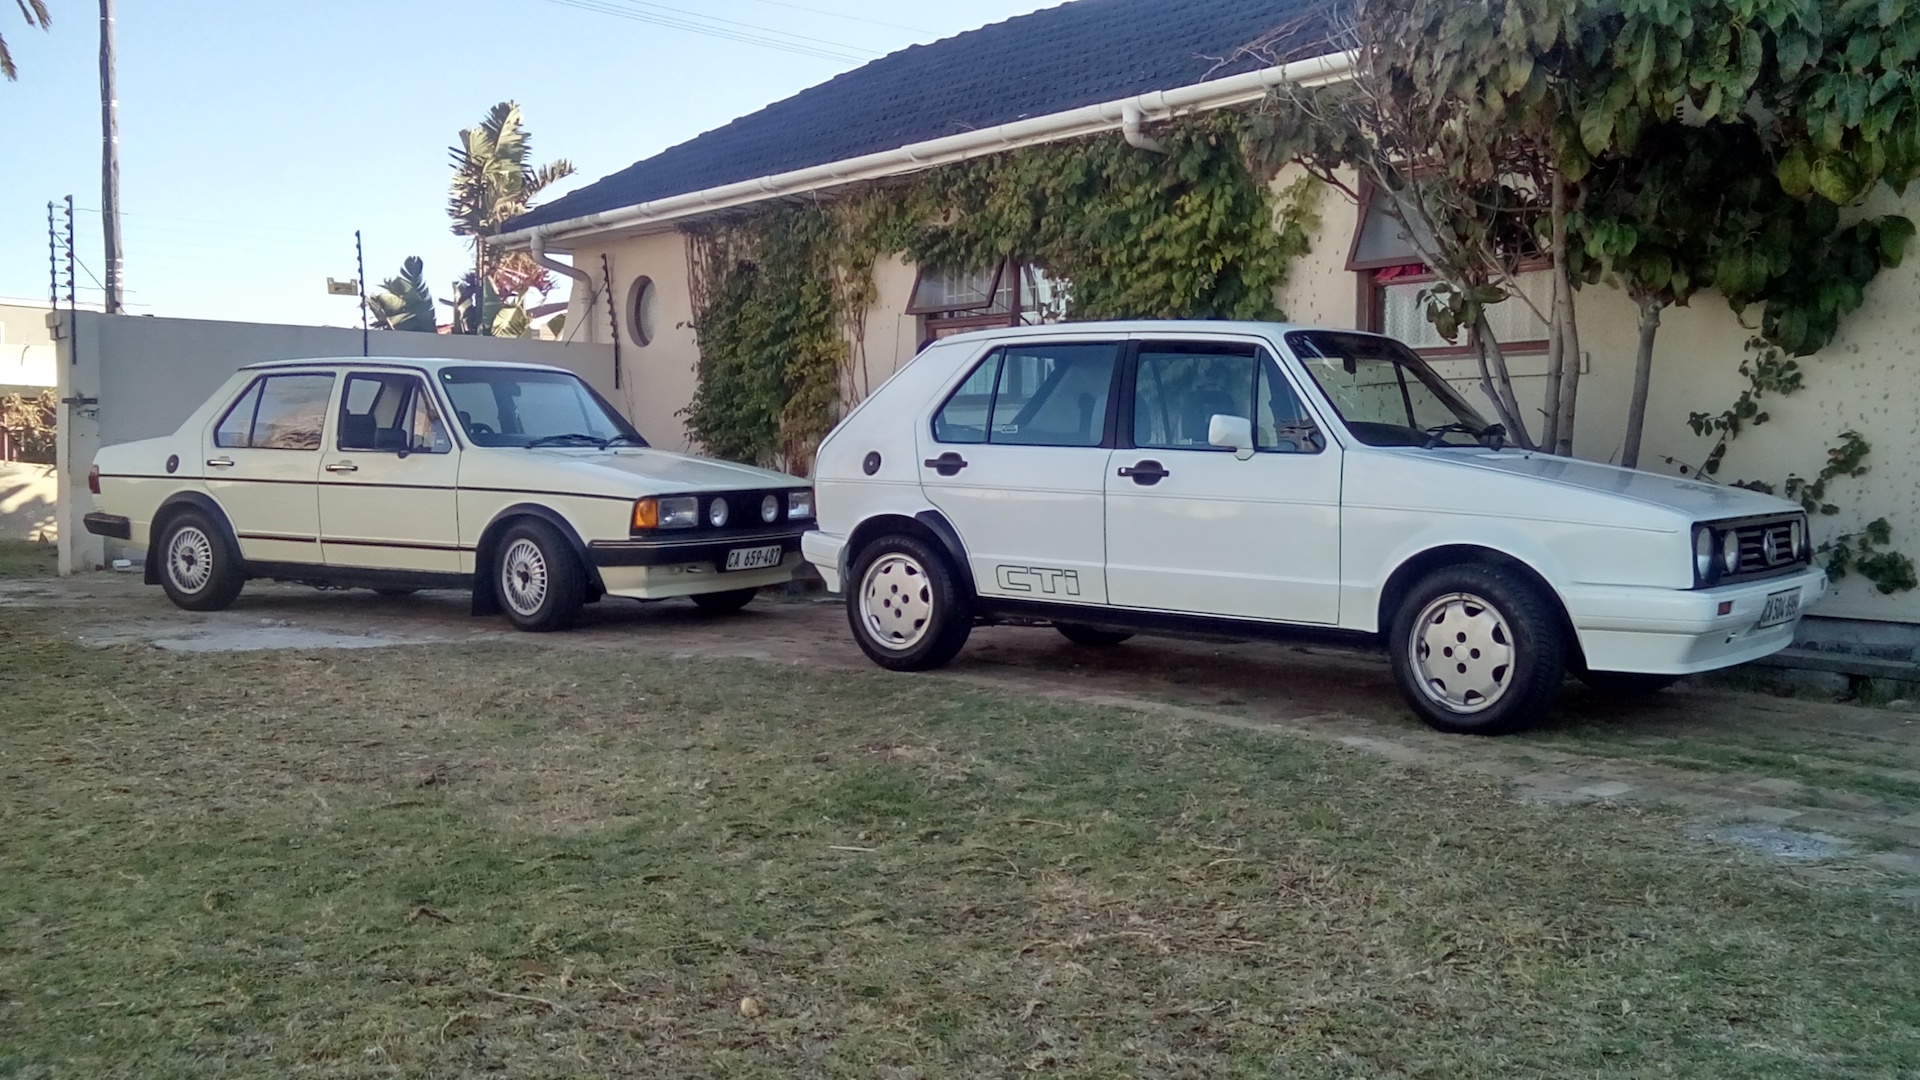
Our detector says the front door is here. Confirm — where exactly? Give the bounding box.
[317,372,461,572]
[1104,340,1343,624]
[203,371,334,565]
[916,340,1122,605]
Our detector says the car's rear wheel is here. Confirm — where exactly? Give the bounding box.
[1388,564,1566,735]
[495,520,585,632]
[1576,669,1682,696]
[1055,623,1133,647]
[691,587,758,613]
[847,533,971,671]
[156,510,246,612]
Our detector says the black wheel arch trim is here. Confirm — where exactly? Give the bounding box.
[146,492,242,587]
[1376,544,1582,669]
[472,504,606,616]
[840,510,979,598]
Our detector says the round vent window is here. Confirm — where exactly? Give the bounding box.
[627,275,658,347]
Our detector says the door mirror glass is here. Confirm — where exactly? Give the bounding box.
[1208,414,1256,460]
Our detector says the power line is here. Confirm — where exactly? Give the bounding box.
[728,0,937,36]
[538,0,876,63]
[603,0,888,52]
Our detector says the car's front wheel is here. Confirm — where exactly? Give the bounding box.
[156,510,245,612]
[1388,564,1566,735]
[690,587,758,613]
[494,520,585,632]
[847,533,972,671]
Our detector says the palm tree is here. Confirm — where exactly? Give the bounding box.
[3,0,52,81]
[447,101,574,333]
[368,257,438,332]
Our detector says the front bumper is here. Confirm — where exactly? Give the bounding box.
[587,525,809,569]
[1562,565,1827,674]
[595,551,805,600]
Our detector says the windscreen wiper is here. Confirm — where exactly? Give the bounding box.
[525,433,608,449]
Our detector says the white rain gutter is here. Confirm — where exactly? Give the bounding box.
[497,50,1355,251]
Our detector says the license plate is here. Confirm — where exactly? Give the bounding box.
[1757,588,1801,628]
[723,544,784,572]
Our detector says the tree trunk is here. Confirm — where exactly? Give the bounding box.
[1620,294,1662,470]
[1553,259,1582,456]
[475,237,489,336]
[1541,172,1569,453]
[1474,309,1535,450]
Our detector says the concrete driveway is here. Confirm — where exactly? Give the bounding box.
[14,571,1920,881]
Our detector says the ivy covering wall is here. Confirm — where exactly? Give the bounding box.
[682,113,1317,470]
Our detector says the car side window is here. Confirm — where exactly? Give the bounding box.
[1255,355,1325,454]
[339,374,451,454]
[213,380,263,449]
[214,374,333,450]
[932,343,1120,447]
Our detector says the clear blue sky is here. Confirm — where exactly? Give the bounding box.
[0,0,1055,325]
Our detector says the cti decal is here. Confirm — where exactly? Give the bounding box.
[996,565,1081,596]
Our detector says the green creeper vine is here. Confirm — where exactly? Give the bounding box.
[681,113,1316,470]
[1683,339,1918,596]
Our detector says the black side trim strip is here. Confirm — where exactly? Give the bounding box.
[83,512,132,539]
[236,531,317,544]
[320,538,473,553]
[974,596,1378,650]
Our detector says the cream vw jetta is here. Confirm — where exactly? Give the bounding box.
[804,322,1826,735]
[84,358,813,630]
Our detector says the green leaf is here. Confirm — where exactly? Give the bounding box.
[1777,144,1814,196]
[1811,155,1865,203]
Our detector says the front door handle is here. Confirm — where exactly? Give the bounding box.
[1118,459,1170,486]
[923,452,969,477]
[205,457,235,468]
[325,461,359,473]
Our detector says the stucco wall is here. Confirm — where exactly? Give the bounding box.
[559,230,702,452]
[56,311,617,573]
[0,302,58,391]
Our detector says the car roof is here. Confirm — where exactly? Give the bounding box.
[926,320,1380,346]
[238,356,572,374]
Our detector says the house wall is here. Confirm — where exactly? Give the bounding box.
[0,301,59,393]
[56,311,617,573]
[553,172,1920,624]
[558,230,704,452]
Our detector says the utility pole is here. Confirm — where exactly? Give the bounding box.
[99,0,124,314]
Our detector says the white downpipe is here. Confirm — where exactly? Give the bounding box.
[1121,102,1166,154]
[497,50,1355,250]
[529,230,591,286]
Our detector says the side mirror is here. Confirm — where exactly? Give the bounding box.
[1208,414,1256,461]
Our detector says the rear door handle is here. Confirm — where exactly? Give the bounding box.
[923,452,969,477]
[1118,460,1170,486]
[325,461,358,473]
[205,457,234,468]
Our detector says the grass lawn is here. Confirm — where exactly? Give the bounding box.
[0,539,56,578]
[2,604,1918,1077]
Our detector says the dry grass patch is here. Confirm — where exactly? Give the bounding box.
[1,606,1917,1077]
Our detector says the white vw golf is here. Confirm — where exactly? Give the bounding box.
[803,322,1826,734]
[84,358,814,631]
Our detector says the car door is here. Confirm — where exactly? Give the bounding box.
[204,371,334,565]
[916,340,1122,605]
[317,371,461,572]
[1103,339,1343,624]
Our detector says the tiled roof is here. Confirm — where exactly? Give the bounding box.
[506,0,1332,233]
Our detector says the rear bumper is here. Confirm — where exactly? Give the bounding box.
[801,530,846,593]
[83,512,132,540]
[1563,566,1827,674]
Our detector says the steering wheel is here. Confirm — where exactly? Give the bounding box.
[468,422,495,436]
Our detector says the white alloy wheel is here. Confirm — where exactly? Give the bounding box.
[166,524,215,594]
[500,537,550,618]
[858,551,934,650]
[1408,591,1516,715]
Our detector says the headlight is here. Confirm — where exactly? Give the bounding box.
[787,489,814,520]
[708,497,730,528]
[760,494,779,523]
[1720,530,1741,574]
[658,496,699,529]
[1694,526,1716,582]
[1792,517,1809,559]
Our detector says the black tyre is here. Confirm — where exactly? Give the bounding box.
[155,510,245,612]
[493,520,586,632]
[1576,669,1682,696]
[691,587,758,613]
[1387,564,1567,735]
[1055,623,1134,647]
[847,533,972,671]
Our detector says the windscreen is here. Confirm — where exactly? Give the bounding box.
[438,368,645,449]
[1286,331,1496,448]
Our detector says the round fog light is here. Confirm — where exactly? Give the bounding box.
[709,498,730,528]
[761,494,779,523]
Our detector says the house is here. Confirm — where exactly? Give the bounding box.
[497,0,1920,627]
